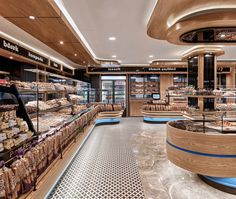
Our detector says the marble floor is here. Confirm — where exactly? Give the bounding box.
[129,117,235,199]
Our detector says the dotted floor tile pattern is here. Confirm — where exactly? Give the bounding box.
[47,124,145,199]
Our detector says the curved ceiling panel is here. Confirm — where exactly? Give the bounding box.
[147,0,236,45]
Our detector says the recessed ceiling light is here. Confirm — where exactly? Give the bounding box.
[29,16,35,20]
[220,34,225,38]
[149,55,154,58]
[59,41,64,45]
[9,56,13,59]
[148,61,152,64]
[74,53,77,56]
[108,37,116,41]
[112,55,117,58]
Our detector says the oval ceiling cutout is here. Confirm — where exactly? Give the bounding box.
[181,27,236,43]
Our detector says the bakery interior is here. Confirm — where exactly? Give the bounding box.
[0,0,236,198]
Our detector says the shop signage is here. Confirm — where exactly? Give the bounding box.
[24,49,48,65]
[0,38,22,54]
[87,66,187,73]
[0,37,49,65]
[63,66,73,74]
[50,60,61,69]
[217,66,231,73]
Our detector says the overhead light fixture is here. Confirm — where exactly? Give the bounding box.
[149,55,154,58]
[29,16,35,20]
[59,41,64,45]
[112,55,117,58]
[108,37,116,41]
[9,56,13,59]
[148,61,152,64]
[74,53,77,56]
[220,34,225,38]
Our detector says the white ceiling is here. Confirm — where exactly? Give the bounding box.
[61,0,236,64]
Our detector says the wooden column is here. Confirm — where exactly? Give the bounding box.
[198,55,204,89]
[226,66,235,89]
[160,74,173,100]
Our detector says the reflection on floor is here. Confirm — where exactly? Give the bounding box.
[129,117,235,199]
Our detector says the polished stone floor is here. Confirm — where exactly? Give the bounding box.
[129,117,235,199]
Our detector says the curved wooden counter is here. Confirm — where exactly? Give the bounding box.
[97,111,123,119]
[166,121,236,177]
[141,110,183,118]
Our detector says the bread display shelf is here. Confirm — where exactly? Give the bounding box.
[0,136,37,162]
[182,111,236,122]
[185,95,236,98]
[205,123,236,133]
[29,103,72,118]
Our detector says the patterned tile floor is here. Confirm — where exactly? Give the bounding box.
[47,118,236,199]
[47,120,145,199]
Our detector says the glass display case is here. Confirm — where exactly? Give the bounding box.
[114,80,126,107]
[177,87,236,133]
[102,80,113,103]
[101,76,126,108]
[173,74,187,87]
[130,75,160,99]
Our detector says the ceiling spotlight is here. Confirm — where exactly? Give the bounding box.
[149,55,154,58]
[108,37,116,41]
[148,61,152,64]
[9,56,13,59]
[112,55,117,58]
[220,34,225,38]
[29,16,35,20]
[59,41,64,45]
[74,53,77,56]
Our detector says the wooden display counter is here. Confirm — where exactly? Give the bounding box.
[97,111,123,119]
[166,121,236,177]
[141,110,182,118]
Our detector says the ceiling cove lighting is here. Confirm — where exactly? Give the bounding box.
[29,16,35,20]
[54,0,98,59]
[108,37,116,41]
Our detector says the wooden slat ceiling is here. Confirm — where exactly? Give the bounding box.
[0,0,96,67]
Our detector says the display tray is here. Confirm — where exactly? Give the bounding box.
[205,123,236,133]
[29,103,72,117]
[186,95,236,98]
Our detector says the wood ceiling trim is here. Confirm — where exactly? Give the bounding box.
[0,0,96,67]
[147,0,236,44]
[167,11,236,45]
[182,46,225,60]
